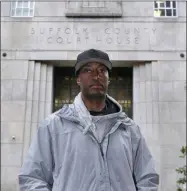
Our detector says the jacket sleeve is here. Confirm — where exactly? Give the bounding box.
[133,126,159,191]
[18,120,54,191]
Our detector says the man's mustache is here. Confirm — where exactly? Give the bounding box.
[89,83,104,88]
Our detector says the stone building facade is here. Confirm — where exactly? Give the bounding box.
[1,1,186,191]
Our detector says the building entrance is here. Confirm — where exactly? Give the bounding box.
[53,67,133,118]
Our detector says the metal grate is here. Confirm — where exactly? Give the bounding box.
[53,67,133,118]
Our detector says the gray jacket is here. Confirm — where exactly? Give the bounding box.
[19,93,159,191]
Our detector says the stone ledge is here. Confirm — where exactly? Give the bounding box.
[65,2,122,17]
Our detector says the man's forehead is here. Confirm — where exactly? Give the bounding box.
[83,62,106,68]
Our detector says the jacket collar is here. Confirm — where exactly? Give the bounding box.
[56,92,130,134]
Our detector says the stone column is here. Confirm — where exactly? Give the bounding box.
[133,60,186,191]
[1,60,29,191]
[156,60,186,191]
[133,62,161,186]
[22,61,53,160]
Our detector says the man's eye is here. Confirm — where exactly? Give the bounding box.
[99,68,107,73]
[83,68,92,73]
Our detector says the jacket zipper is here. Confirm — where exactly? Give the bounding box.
[87,130,105,158]
[57,115,118,158]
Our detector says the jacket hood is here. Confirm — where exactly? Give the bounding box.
[56,93,133,134]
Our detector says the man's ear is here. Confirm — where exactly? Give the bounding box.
[76,77,80,85]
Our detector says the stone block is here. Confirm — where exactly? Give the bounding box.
[159,102,171,123]
[139,64,146,82]
[1,144,22,166]
[34,62,41,81]
[160,145,184,167]
[45,102,53,117]
[146,103,153,123]
[158,61,186,81]
[40,64,47,81]
[39,81,47,102]
[31,101,39,123]
[1,80,13,101]
[172,81,186,101]
[133,65,140,82]
[22,122,32,160]
[139,103,146,123]
[139,82,146,102]
[38,102,45,122]
[133,103,140,122]
[160,167,178,191]
[28,61,35,81]
[1,122,24,143]
[25,101,32,122]
[152,124,161,143]
[145,62,152,81]
[133,82,140,103]
[170,102,186,123]
[1,166,20,185]
[65,1,122,17]
[47,65,53,82]
[146,124,161,144]
[147,145,160,172]
[33,81,40,101]
[152,102,160,123]
[46,82,53,102]
[1,101,25,122]
[158,82,173,101]
[1,184,19,191]
[1,60,28,80]
[27,81,34,101]
[145,81,152,102]
[35,2,66,17]
[152,81,159,101]
[1,2,11,17]
[122,2,154,17]
[178,1,187,17]
[160,123,186,146]
[12,80,27,100]
[151,61,158,81]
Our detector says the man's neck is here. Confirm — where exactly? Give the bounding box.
[81,94,106,112]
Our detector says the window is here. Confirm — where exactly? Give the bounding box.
[154,1,177,17]
[11,1,35,17]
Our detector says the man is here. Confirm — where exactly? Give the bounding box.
[19,49,159,191]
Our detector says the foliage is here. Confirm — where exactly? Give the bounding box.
[176,146,187,191]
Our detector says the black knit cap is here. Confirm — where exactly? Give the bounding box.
[75,49,112,75]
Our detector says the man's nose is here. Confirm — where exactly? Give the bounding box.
[91,70,99,79]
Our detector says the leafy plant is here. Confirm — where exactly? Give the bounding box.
[176,146,187,191]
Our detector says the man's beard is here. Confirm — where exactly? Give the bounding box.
[83,87,107,101]
[85,92,106,100]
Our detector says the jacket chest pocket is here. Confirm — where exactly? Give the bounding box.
[107,131,133,171]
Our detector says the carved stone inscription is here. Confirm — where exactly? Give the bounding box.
[30,26,156,47]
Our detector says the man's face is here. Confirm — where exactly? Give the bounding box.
[77,62,109,99]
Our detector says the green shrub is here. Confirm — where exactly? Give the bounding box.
[176,146,187,191]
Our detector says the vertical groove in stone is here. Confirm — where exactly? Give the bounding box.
[22,61,35,161]
[133,65,140,122]
[31,62,41,141]
[45,65,53,117]
[38,64,47,123]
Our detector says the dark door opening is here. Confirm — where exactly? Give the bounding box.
[53,67,133,118]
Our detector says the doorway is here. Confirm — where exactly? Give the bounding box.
[53,67,133,118]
